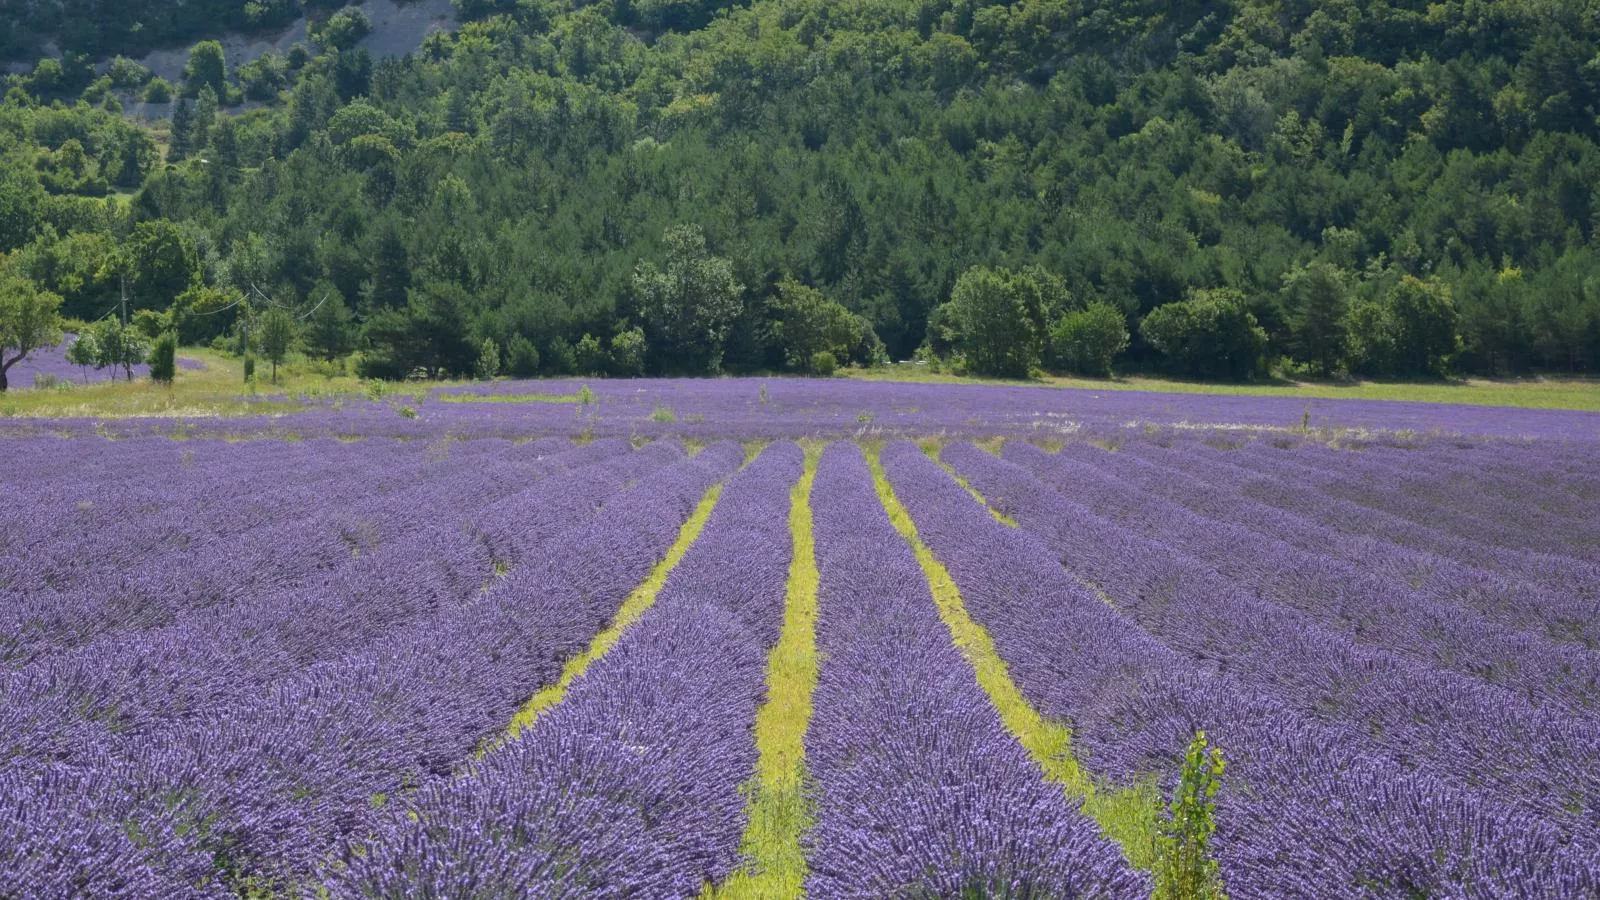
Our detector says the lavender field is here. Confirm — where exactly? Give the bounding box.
[4,379,1599,898]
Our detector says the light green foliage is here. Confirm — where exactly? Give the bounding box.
[768,278,870,373]
[939,266,1061,378]
[633,225,743,374]
[81,318,150,383]
[1051,303,1129,377]
[808,349,837,376]
[182,41,227,100]
[257,306,296,383]
[1153,732,1228,900]
[474,337,500,380]
[0,274,64,391]
[311,8,374,53]
[1142,290,1269,381]
[143,77,173,103]
[574,332,606,375]
[65,330,98,381]
[610,327,646,377]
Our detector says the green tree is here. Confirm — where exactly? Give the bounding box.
[768,278,866,373]
[305,287,356,361]
[0,168,44,254]
[0,274,64,392]
[475,337,501,379]
[359,281,477,379]
[312,9,374,52]
[1050,303,1129,377]
[192,86,219,154]
[941,266,1050,378]
[1281,262,1351,376]
[66,330,99,382]
[122,221,201,310]
[610,327,645,376]
[258,305,296,383]
[183,41,227,99]
[82,318,150,382]
[149,331,177,383]
[575,333,606,375]
[505,335,541,377]
[168,98,196,162]
[1142,289,1269,381]
[143,77,173,103]
[633,224,743,374]
[1387,276,1459,377]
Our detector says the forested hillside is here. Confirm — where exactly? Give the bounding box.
[4,0,1600,380]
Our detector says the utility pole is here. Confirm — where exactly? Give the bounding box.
[119,275,132,382]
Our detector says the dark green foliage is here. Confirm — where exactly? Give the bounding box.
[305,285,355,361]
[257,305,296,383]
[359,281,477,379]
[1051,303,1129,378]
[149,330,177,383]
[311,9,373,53]
[2,0,1600,380]
[182,41,227,100]
[542,336,576,375]
[1142,290,1268,381]
[505,335,540,377]
[1281,262,1351,377]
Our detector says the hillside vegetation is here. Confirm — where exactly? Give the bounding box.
[4,0,1600,382]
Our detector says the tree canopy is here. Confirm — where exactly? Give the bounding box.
[3,0,1600,380]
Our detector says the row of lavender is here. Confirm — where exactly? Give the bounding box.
[328,442,1145,897]
[7,424,1599,895]
[907,439,1600,896]
[1,435,742,894]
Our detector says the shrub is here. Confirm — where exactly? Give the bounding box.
[543,337,576,375]
[1051,303,1128,377]
[1141,289,1268,380]
[609,326,646,376]
[1153,731,1227,900]
[474,338,500,380]
[149,332,177,384]
[311,8,374,52]
[809,349,838,376]
[144,78,173,103]
[505,336,540,377]
[575,333,606,375]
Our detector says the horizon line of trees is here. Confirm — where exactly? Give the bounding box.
[7,0,1600,385]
